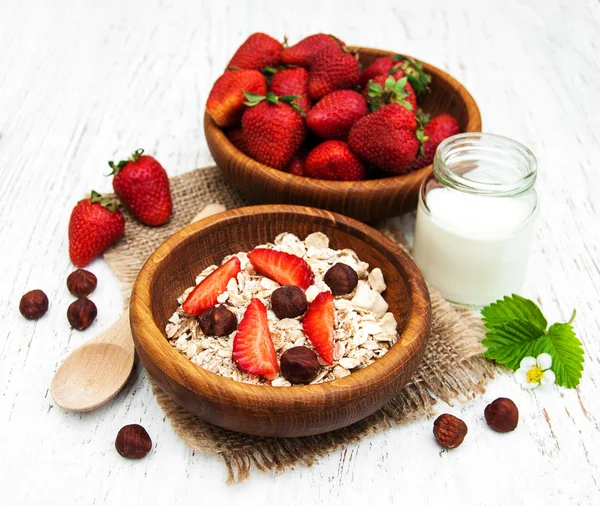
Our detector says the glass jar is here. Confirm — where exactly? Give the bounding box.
[412,133,539,307]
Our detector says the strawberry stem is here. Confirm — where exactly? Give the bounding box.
[89,190,120,212]
[107,148,144,177]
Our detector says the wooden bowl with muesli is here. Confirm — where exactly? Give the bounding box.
[130,205,431,437]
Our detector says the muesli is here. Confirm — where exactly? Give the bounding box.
[165,232,398,386]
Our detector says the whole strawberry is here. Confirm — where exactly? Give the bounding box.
[280,33,343,68]
[410,113,460,170]
[366,75,417,113]
[360,54,431,95]
[242,91,306,170]
[269,67,311,113]
[348,103,423,175]
[68,191,125,267]
[109,149,172,226]
[206,69,267,127]
[227,33,282,71]
[307,45,360,101]
[305,141,366,181]
[306,90,368,140]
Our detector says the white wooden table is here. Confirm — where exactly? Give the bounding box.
[1,0,599,504]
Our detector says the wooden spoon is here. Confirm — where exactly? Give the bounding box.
[50,203,226,412]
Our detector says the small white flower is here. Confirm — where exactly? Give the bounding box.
[515,353,555,389]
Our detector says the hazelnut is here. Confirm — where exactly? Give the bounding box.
[115,424,152,459]
[324,263,358,295]
[271,286,308,319]
[66,269,97,297]
[19,289,49,320]
[280,346,320,384]
[484,397,519,432]
[198,305,237,336]
[433,413,468,449]
[67,297,97,330]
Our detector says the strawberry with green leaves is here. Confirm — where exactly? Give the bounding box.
[305,140,366,181]
[280,33,343,68]
[306,89,368,140]
[227,32,282,71]
[108,149,172,226]
[365,75,417,114]
[348,103,424,175]
[68,191,125,267]
[307,45,360,101]
[360,54,431,96]
[241,91,306,170]
[409,113,460,170]
[206,69,267,127]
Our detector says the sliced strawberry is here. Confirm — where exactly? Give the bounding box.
[233,298,279,380]
[302,291,334,364]
[182,257,241,316]
[247,248,313,290]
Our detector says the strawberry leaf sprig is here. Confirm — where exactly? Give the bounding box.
[243,91,305,117]
[481,295,584,388]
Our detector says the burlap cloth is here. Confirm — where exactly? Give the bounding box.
[104,166,494,483]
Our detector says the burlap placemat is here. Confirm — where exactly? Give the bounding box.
[104,166,494,483]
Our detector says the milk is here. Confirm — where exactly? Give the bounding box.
[413,187,538,306]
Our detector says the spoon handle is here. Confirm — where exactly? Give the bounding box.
[101,312,134,352]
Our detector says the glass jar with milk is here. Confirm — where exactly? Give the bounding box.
[413,133,538,307]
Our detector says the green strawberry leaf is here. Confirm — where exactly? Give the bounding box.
[242,91,266,106]
[278,94,302,103]
[384,75,397,91]
[533,320,584,388]
[368,82,384,96]
[482,294,547,331]
[482,319,546,370]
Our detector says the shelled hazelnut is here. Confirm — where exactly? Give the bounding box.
[19,289,49,320]
[280,346,320,384]
[67,297,97,330]
[66,269,97,297]
[115,424,152,459]
[271,286,308,319]
[484,398,519,432]
[324,263,358,295]
[433,413,468,449]
[198,305,237,337]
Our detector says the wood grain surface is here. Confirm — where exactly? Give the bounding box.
[1,0,599,504]
[130,205,431,437]
[205,48,481,222]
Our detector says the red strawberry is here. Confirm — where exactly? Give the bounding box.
[410,113,460,170]
[348,103,422,175]
[225,128,248,154]
[241,92,306,170]
[306,90,368,140]
[108,149,172,226]
[280,33,343,68]
[269,67,311,113]
[68,191,125,268]
[233,298,279,380]
[302,291,334,364]
[248,248,313,289]
[305,141,366,181]
[307,45,360,101]
[206,70,267,127]
[359,55,396,87]
[227,33,282,71]
[360,54,431,95]
[365,75,417,114]
[182,257,241,316]
[284,155,305,176]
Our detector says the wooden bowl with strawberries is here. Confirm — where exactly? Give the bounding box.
[204,34,481,222]
[130,205,431,437]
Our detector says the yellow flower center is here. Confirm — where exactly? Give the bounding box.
[526,365,544,383]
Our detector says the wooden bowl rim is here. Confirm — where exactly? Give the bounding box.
[130,205,431,407]
[204,46,482,191]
